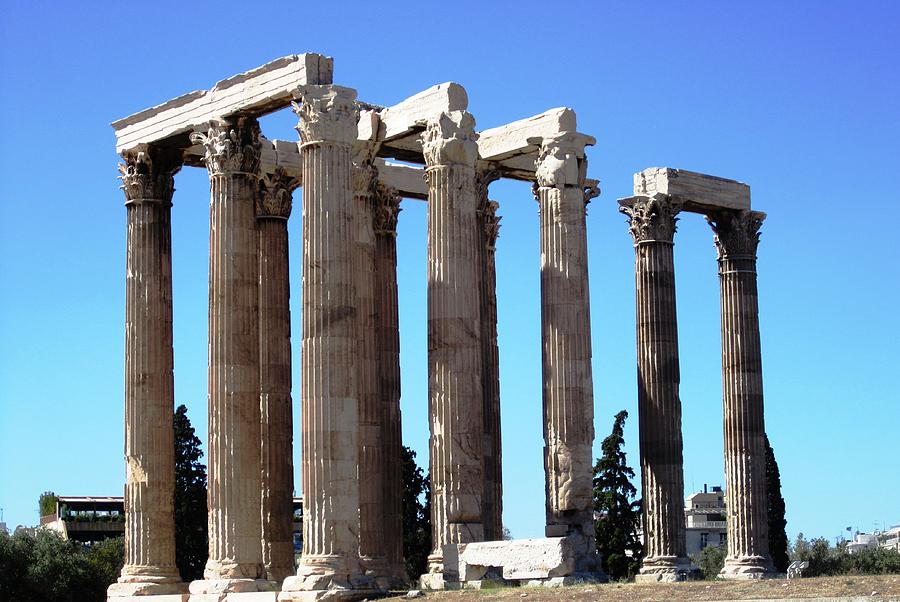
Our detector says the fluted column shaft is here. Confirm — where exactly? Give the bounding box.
[190,117,265,590]
[423,111,485,574]
[476,169,503,542]
[258,169,297,583]
[534,133,600,575]
[283,85,363,594]
[708,210,773,579]
[373,183,405,583]
[620,195,688,580]
[353,149,387,578]
[111,148,184,598]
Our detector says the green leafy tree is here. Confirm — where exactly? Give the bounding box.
[174,404,208,581]
[0,530,122,602]
[691,544,726,580]
[39,491,58,518]
[593,410,643,580]
[401,445,431,581]
[764,435,789,572]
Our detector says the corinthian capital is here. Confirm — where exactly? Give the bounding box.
[257,167,299,219]
[619,194,683,245]
[118,145,182,204]
[480,200,502,250]
[293,85,359,146]
[476,167,502,206]
[372,181,401,236]
[706,209,766,259]
[422,111,479,168]
[533,132,594,189]
[190,116,261,176]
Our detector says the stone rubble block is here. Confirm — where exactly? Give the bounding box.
[443,537,576,583]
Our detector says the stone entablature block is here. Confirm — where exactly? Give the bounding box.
[635,167,750,213]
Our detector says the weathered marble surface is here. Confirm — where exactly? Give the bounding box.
[110,147,186,598]
[708,209,774,580]
[113,54,333,153]
[635,167,749,213]
[533,133,602,579]
[281,84,372,600]
[257,168,298,583]
[475,169,503,543]
[423,111,485,577]
[190,117,266,594]
[619,193,690,582]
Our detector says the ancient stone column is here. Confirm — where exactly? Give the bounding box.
[282,85,367,598]
[190,117,265,593]
[373,182,406,585]
[257,167,299,584]
[476,168,503,542]
[619,194,689,582]
[534,133,602,576]
[109,147,186,599]
[352,142,389,582]
[422,111,485,580]
[707,209,774,579]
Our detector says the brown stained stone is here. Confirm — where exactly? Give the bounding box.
[257,168,299,584]
[352,142,390,581]
[619,194,690,581]
[533,133,602,578]
[707,209,774,580]
[475,168,503,543]
[109,148,186,599]
[281,85,372,599]
[422,111,485,578]
[373,182,406,585]
[189,117,266,595]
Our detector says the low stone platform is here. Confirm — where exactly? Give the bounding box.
[430,537,604,590]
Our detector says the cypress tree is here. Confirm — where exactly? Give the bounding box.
[593,410,643,579]
[173,404,208,581]
[765,434,789,573]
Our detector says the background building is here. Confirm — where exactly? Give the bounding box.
[685,485,727,558]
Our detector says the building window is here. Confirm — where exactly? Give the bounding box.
[700,533,709,549]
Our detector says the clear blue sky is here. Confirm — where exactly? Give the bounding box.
[1,1,897,544]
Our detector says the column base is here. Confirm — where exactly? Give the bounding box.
[109,569,187,598]
[719,555,775,580]
[635,555,691,583]
[189,578,273,595]
[280,556,380,601]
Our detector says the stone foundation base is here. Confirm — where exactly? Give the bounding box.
[719,556,774,580]
[107,596,189,602]
[189,578,273,596]
[635,556,691,583]
[191,594,278,602]
[108,580,188,598]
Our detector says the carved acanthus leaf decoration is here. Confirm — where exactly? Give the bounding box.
[476,168,502,205]
[422,111,479,168]
[619,194,682,244]
[293,85,359,146]
[706,209,766,259]
[372,181,402,236]
[257,167,298,219]
[480,200,501,250]
[118,146,181,203]
[190,117,261,176]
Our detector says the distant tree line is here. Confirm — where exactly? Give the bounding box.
[792,533,900,576]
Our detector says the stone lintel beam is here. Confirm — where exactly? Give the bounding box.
[633,167,750,214]
[112,53,333,154]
